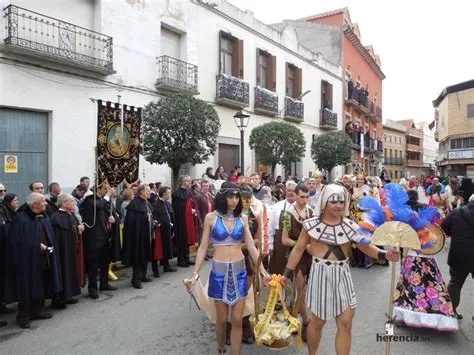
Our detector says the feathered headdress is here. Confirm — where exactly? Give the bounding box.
[357,183,439,250]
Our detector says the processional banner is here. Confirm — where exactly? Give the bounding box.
[96,100,141,187]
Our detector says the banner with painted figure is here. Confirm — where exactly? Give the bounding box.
[96,100,141,187]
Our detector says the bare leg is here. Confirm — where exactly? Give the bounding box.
[295,270,310,324]
[307,314,326,355]
[215,301,229,352]
[335,308,355,355]
[230,299,245,355]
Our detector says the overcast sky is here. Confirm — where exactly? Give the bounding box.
[228,0,471,123]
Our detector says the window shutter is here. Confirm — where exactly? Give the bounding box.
[218,30,224,74]
[285,62,289,96]
[237,39,244,78]
[295,67,302,98]
[256,48,260,86]
[269,55,276,91]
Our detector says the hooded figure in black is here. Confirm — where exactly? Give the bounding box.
[123,185,154,289]
[49,194,81,309]
[7,193,61,328]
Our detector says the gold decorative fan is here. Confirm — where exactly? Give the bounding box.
[371,221,421,250]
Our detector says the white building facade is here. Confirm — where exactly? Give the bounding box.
[418,121,438,176]
[0,0,342,200]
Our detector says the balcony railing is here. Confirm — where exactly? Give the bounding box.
[156,55,198,94]
[406,158,423,167]
[215,74,249,108]
[384,157,404,165]
[3,5,114,74]
[345,83,369,114]
[254,86,278,116]
[284,97,304,121]
[320,109,338,130]
[406,143,422,152]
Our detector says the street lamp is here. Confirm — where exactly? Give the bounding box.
[233,110,251,172]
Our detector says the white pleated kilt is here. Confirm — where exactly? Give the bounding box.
[305,257,357,320]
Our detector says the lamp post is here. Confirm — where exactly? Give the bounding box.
[233,110,251,173]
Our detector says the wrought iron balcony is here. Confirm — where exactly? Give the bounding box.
[254,86,278,116]
[3,5,114,74]
[156,55,198,94]
[215,74,249,108]
[284,97,304,122]
[320,109,338,130]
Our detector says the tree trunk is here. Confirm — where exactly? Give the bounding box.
[272,163,276,178]
[171,165,181,191]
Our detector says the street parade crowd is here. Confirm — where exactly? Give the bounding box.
[1,167,474,355]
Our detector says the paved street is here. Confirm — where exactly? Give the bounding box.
[1,234,473,355]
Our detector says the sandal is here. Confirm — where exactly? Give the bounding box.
[218,349,226,354]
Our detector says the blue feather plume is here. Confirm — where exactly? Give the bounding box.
[383,183,413,223]
[418,207,440,225]
[359,196,386,227]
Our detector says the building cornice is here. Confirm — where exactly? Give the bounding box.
[193,0,343,81]
[344,26,385,80]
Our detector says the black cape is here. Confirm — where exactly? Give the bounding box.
[50,210,81,300]
[0,202,17,303]
[6,208,62,303]
[172,187,189,246]
[80,194,110,257]
[153,198,174,260]
[122,197,153,265]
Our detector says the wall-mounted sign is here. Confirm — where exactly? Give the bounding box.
[4,155,18,173]
[448,150,474,160]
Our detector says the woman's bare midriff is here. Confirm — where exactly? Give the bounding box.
[213,244,245,262]
[309,239,351,260]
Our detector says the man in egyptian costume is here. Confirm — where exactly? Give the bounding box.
[281,184,399,355]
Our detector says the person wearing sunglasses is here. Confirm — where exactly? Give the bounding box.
[281,184,399,355]
[187,181,270,355]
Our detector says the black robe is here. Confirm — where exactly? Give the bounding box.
[6,208,62,304]
[80,194,110,258]
[0,214,7,304]
[109,204,122,263]
[0,202,17,303]
[153,198,174,260]
[172,187,189,257]
[50,210,81,300]
[122,197,153,265]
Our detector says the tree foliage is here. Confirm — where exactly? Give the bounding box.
[311,131,352,175]
[142,93,221,184]
[248,121,306,171]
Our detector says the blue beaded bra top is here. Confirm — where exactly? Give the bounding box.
[210,213,245,246]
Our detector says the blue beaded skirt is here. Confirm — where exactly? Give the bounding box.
[208,258,248,305]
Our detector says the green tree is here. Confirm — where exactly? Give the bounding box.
[142,93,221,186]
[311,131,352,178]
[248,121,306,174]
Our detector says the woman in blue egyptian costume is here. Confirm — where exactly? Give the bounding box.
[188,182,270,355]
